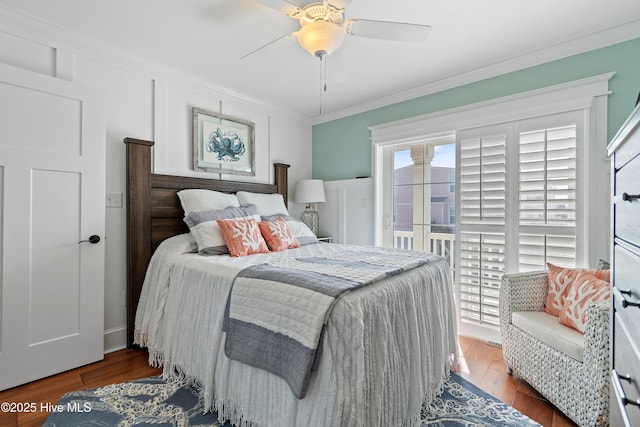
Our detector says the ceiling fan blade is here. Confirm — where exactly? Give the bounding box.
[325,0,353,10]
[254,0,306,16]
[240,33,295,60]
[345,19,431,43]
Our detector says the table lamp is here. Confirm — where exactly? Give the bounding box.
[294,179,326,236]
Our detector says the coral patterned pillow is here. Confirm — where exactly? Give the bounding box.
[544,263,610,317]
[559,271,610,333]
[258,217,300,252]
[216,218,269,257]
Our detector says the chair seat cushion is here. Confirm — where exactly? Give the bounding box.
[512,311,585,362]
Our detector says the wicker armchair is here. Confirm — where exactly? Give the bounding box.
[499,271,610,427]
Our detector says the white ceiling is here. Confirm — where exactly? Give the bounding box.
[2,0,640,121]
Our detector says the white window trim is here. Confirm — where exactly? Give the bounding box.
[370,73,613,342]
[370,73,613,144]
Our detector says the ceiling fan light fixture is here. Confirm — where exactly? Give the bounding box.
[297,20,345,56]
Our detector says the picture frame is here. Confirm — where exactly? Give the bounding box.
[192,107,255,176]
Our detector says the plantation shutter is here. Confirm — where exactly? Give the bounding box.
[459,133,506,226]
[458,126,507,326]
[517,113,580,272]
[459,232,505,325]
[457,111,582,331]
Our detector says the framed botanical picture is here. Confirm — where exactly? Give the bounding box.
[192,107,255,176]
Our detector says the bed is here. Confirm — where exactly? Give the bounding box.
[124,137,458,427]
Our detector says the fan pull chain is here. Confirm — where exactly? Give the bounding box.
[322,52,327,92]
[317,50,327,115]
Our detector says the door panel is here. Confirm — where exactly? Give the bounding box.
[0,81,82,154]
[0,63,105,390]
[30,169,81,344]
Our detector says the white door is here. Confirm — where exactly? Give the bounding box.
[0,63,105,390]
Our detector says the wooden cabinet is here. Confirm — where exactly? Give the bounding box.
[608,102,640,426]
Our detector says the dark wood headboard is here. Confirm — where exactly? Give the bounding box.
[124,137,290,348]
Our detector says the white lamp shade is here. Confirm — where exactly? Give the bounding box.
[294,179,326,204]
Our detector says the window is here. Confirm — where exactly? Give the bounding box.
[391,141,456,253]
[371,74,612,342]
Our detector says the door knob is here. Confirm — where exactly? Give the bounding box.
[78,235,101,244]
[622,192,640,202]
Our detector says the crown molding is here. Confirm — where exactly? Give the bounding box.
[368,72,614,145]
[312,19,640,125]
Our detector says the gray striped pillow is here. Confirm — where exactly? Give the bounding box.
[184,204,259,255]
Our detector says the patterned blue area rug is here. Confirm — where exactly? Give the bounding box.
[44,373,539,426]
[422,373,540,426]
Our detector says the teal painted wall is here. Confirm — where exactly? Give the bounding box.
[312,38,640,181]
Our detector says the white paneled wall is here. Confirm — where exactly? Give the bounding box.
[318,178,374,246]
[0,7,312,351]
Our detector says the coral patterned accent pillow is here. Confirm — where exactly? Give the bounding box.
[559,271,610,333]
[216,218,269,257]
[544,262,610,317]
[258,217,300,252]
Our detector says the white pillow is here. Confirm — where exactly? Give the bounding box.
[286,219,318,245]
[261,214,318,245]
[177,189,239,214]
[236,191,288,216]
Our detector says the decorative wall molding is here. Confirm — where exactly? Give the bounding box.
[0,3,313,353]
[0,3,310,124]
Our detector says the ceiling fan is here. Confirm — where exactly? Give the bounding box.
[247,0,431,58]
[246,0,431,112]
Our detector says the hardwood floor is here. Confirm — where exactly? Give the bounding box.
[456,335,576,427]
[0,349,162,427]
[0,336,576,427]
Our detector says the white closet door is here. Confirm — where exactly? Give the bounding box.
[0,63,105,390]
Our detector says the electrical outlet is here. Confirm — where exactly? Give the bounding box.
[106,192,123,208]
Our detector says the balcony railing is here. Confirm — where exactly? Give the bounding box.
[394,231,455,279]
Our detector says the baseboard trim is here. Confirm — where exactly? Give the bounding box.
[104,326,127,353]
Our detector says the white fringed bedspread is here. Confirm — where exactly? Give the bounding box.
[135,234,458,427]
